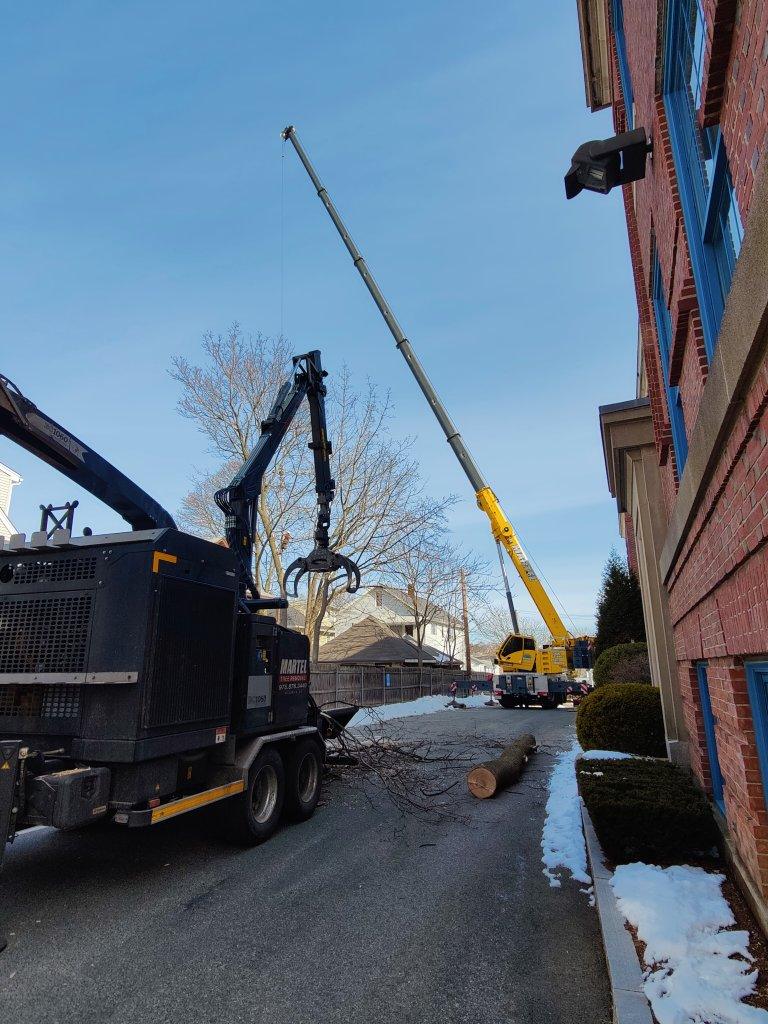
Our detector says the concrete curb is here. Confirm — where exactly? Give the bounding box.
[581,800,654,1024]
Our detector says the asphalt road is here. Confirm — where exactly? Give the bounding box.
[1,705,610,1024]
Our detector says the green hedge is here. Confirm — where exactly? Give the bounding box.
[578,759,718,863]
[593,642,650,687]
[576,683,666,757]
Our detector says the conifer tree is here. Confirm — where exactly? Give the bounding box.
[594,550,646,657]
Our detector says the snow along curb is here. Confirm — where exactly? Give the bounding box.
[580,800,654,1024]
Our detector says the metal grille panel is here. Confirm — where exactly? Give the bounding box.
[0,684,80,718]
[143,578,234,728]
[11,556,98,585]
[0,594,93,674]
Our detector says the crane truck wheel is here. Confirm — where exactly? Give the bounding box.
[218,747,286,845]
[283,738,323,822]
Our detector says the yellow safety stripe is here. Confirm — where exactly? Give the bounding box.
[150,780,245,823]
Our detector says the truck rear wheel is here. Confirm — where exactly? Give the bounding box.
[219,747,286,845]
[499,696,518,709]
[284,739,323,822]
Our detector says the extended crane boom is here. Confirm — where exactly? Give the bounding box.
[281,125,585,659]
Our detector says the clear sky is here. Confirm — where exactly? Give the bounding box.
[1,1,636,633]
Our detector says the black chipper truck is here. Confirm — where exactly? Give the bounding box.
[0,352,359,941]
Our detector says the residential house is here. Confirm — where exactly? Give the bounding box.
[327,585,468,666]
[469,643,501,676]
[316,616,461,668]
[0,462,21,538]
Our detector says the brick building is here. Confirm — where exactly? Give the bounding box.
[576,0,768,925]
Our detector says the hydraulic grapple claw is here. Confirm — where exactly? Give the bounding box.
[283,547,361,597]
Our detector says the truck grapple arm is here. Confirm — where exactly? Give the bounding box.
[213,350,360,602]
[0,374,176,531]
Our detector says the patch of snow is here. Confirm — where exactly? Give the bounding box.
[579,749,635,761]
[349,693,490,729]
[541,740,592,888]
[612,862,768,1024]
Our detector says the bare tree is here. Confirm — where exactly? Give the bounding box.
[172,325,454,657]
[387,528,490,669]
[471,600,551,649]
[171,327,313,599]
[441,557,491,667]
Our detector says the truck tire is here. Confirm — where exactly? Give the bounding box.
[284,739,323,822]
[219,747,286,845]
[499,696,517,709]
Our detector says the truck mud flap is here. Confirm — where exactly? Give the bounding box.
[0,741,22,954]
[0,741,22,873]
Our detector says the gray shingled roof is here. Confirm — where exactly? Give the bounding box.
[317,616,460,667]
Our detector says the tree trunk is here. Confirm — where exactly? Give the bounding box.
[466,733,535,799]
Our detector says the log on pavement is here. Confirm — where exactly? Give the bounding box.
[467,733,536,799]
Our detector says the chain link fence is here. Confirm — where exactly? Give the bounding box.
[310,664,494,710]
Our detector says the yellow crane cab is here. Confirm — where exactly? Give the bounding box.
[496,633,569,675]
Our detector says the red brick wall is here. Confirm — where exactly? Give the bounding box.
[718,1,768,219]
[601,0,768,898]
[624,513,639,574]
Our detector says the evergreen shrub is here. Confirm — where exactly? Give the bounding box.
[593,642,650,687]
[578,759,718,863]
[576,683,666,757]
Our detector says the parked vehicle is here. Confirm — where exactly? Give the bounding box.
[0,352,359,923]
[493,673,572,710]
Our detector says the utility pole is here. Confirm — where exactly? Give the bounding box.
[460,568,472,680]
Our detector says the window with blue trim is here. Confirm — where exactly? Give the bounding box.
[652,250,689,472]
[746,663,768,812]
[664,0,744,359]
[612,0,633,128]
[696,662,725,813]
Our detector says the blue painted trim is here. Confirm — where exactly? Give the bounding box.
[696,662,724,813]
[651,250,689,470]
[612,0,634,128]
[662,0,744,362]
[746,662,768,813]
[703,132,729,238]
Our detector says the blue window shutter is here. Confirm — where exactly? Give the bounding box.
[747,663,768,812]
[696,662,725,813]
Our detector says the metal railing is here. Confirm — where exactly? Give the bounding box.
[309,664,493,710]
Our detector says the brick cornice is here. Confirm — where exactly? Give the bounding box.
[699,0,738,128]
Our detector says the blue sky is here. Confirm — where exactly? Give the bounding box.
[1,1,635,632]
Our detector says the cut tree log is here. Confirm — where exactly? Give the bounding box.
[467,733,536,799]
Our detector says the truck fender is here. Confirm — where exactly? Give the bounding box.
[234,726,321,776]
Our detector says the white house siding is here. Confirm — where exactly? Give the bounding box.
[0,462,21,537]
[322,586,469,668]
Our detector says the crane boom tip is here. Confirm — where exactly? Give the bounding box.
[281,125,295,140]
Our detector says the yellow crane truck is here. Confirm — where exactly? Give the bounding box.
[281,125,592,709]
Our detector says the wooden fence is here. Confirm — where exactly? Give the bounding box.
[309,664,493,710]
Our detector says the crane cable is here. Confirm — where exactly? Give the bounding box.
[511,520,580,636]
[280,136,286,339]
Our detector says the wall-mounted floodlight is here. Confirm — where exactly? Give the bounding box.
[564,127,651,199]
